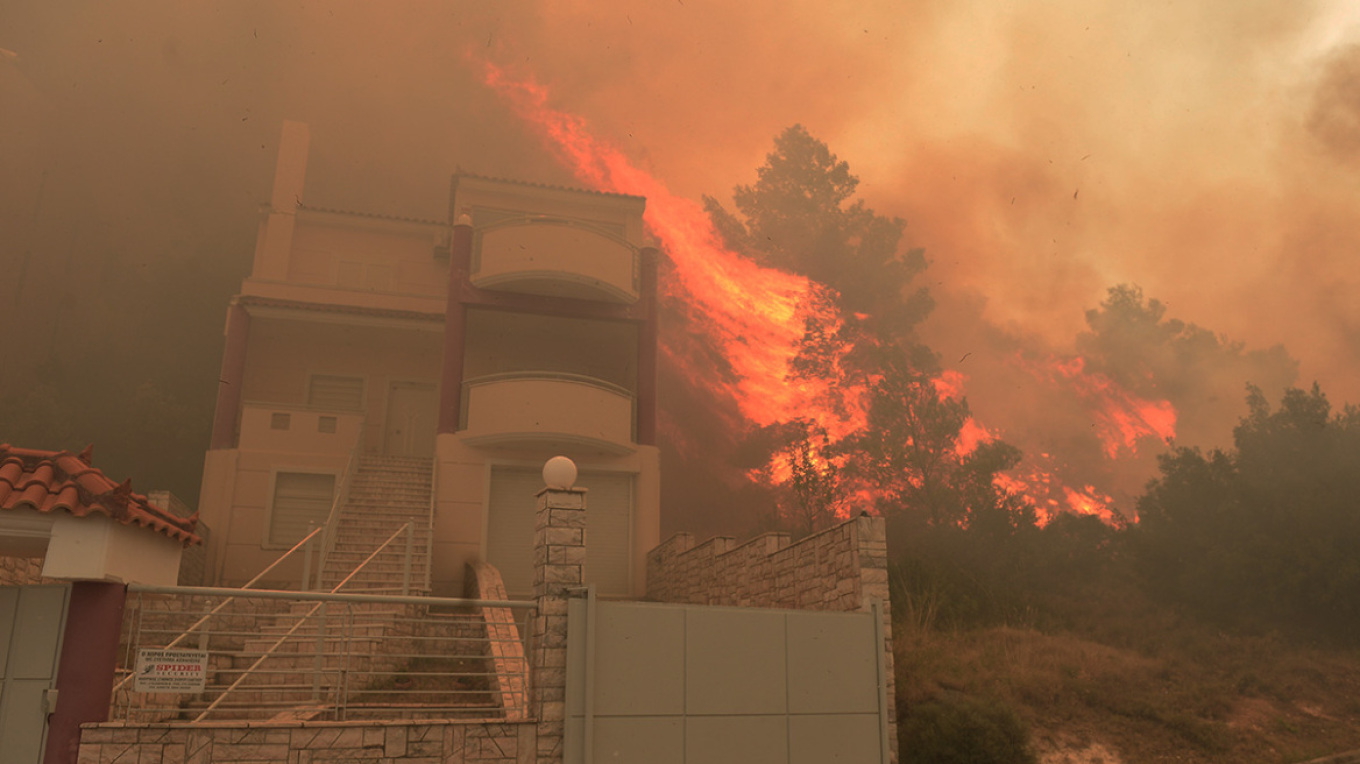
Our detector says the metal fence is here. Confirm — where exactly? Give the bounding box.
[113,586,536,723]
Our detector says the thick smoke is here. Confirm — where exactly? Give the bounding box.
[2,1,1357,529]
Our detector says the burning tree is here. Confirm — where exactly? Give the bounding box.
[706,126,1032,536]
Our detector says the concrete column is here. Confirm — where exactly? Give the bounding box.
[636,245,660,446]
[437,217,473,434]
[530,486,586,764]
[209,302,249,449]
[43,581,126,764]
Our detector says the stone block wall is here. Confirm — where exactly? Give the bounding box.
[646,513,890,612]
[646,512,898,762]
[528,487,585,764]
[467,561,530,721]
[0,555,45,585]
[77,720,536,763]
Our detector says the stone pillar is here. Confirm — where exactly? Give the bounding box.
[635,245,660,446]
[437,216,473,434]
[43,581,126,764]
[530,486,586,764]
[208,302,249,450]
[854,513,898,764]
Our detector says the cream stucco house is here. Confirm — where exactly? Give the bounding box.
[197,121,660,598]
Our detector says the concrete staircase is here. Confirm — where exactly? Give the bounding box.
[118,454,517,722]
[319,455,433,593]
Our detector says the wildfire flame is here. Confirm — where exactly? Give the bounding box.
[482,62,853,437]
[481,62,1175,529]
[1012,354,1177,459]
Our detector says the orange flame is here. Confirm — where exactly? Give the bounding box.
[1013,354,1177,459]
[482,62,1159,530]
[482,62,855,437]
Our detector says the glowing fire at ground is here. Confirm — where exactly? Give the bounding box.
[481,62,1175,528]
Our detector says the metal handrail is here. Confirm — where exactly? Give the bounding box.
[315,432,365,585]
[424,454,437,593]
[110,524,326,694]
[126,583,535,609]
[330,522,413,593]
[197,522,417,717]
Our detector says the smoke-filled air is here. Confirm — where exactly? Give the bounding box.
[2,2,1358,532]
[14,3,1360,760]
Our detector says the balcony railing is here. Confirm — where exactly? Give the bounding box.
[460,372,636,454]
[472,217,639,304]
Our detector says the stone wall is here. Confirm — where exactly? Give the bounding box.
[0,555,45,586]
[467,561,530,721]
[77,720,536,763]
[646,512,898,763]
[646,513,889,611]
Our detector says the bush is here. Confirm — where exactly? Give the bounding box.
[900,694,1037,764]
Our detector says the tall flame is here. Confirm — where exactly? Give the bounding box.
[1012,355,1177,459]
[482,62,852,436]
[481,62,1176,529]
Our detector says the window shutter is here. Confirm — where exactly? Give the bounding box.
[269,472,336,546]
[308,375,365,411]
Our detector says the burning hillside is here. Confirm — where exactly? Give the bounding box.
[481,60,1196,530]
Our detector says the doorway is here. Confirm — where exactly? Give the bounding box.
[383,381,437,457]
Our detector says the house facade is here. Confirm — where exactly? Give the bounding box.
[197,121,660,598]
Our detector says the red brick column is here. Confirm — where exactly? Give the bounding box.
[43,581,126,764]
[438,218,473,434]
[530,486,586,764]
[209,302,249,449]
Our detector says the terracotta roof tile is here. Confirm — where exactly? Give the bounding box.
[0,444,202,545]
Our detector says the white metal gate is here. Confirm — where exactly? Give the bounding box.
[0,585,70,764]
[564,595,891,764]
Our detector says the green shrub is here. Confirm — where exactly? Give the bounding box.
[900,694,1037,764]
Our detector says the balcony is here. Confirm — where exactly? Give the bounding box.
[471,218,639,304]
[460,372,635,455]
[237,403,365,455]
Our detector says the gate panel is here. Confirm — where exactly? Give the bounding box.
[566,597,889,764]
[0,585,70,764]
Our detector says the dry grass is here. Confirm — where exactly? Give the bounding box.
[894,595,1360,763]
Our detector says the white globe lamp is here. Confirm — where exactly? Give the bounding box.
[542,456,578,490]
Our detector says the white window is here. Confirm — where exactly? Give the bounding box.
[269,472,335,547]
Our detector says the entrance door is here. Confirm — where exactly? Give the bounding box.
[0,585,70,764]
[384,381,437,457]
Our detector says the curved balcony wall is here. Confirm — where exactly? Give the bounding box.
[471,218,639,304]
[460,372,636,455]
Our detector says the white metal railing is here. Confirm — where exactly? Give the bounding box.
[199,521,418,716]
[114,586,535,724]
[424,454,438,594]
[312,433,366,588]
[110,524,327,696]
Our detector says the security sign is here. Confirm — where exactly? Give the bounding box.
[134,649,208,693]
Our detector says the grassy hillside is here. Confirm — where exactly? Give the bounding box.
[893,578,1360,763]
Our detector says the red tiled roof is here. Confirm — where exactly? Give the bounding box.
[0,444,202,545]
